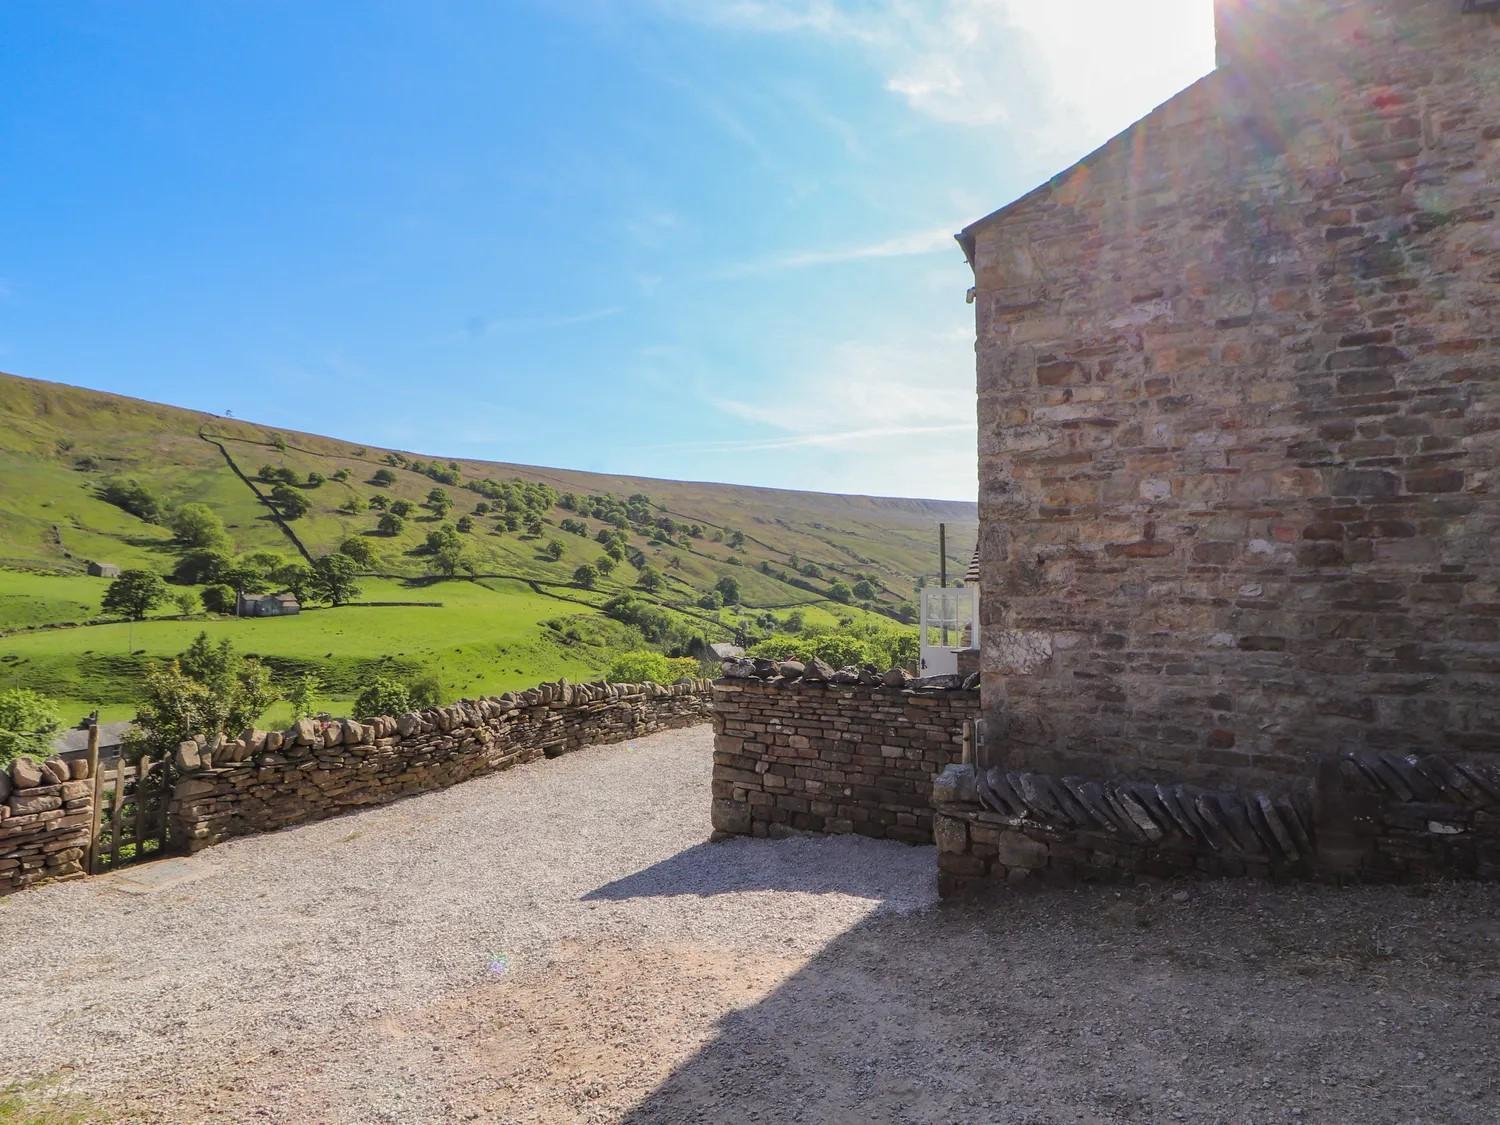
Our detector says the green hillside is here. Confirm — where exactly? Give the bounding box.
[0,370,976,720]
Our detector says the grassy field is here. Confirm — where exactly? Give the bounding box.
[0,370,971,723]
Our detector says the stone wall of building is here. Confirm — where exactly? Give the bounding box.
[933,747,1500,896]
[169,679,712,852]
[963,0,1500,791]
[0,753,96,897]
[711,666,978,844]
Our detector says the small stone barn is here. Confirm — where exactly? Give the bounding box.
[237,591,301,618]
[959,0,1500,794]
[86,561,120,578]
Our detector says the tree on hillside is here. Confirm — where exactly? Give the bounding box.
[426,487,452,514]
[595,554,616,576]
[726,530,745,549]
[852,579,877,601]
[524,514,545,537]
[331,468,351,482]
[201,584,236,614]
[573,564,598,589]
[372,468,397,486]
[377,512,405,536]
[542,539,564,562]
[828,581,853,604]
[102,569,168,620]
[98,477,163,523]
[311,554,362,605]
[715,575,741,605]
[174,591,198,618]
[305,471,325,487]
[637,566,664,593]
[338,495,366,515]
[273,562,315,603]
[0,689,62,768]
[172,549,232,586]
[338,536,376,566]
[170,503,230,549]
[456,515,474,533]
[389,499,414,518]
[368,493,389,510]
[269,483,310,519]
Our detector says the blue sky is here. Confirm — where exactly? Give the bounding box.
[0,1,1215,500]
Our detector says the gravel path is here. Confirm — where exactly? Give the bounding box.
[4,725,1500,1124]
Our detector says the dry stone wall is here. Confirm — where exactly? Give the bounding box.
[711,663,978,844]
[934,747,1500,896]
[170,678,712,852]
[0,753,96,897]
[964,0,1500,791]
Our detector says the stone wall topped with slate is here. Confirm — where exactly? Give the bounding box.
[0,753,97,897]
[169,678,712,852]
[933,748,1500,896]
[711,663,978,844]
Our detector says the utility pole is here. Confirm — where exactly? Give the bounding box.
[939,523,947,588]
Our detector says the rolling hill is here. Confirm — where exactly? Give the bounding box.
[0,370,976,721]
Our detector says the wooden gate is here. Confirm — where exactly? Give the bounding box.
[84,727,170,874]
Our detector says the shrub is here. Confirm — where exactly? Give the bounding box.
[542,539,564,561]
[377,512,405,536]
[828,581,853,604]
[605,650,699,685]
[172,549,232,586]
[285,673,320,720]
[573,564,598,589]
[201,584,237,614]
[98,477,163,522]
[173,592,197,617]
[852,579,877,600]
[354,674,412,717]
[0,689,62,767]
[372,468,397,486]
[715,575,741,605]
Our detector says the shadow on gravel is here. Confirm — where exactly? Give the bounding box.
[618,880,1500,1124]
[583,837,936,904]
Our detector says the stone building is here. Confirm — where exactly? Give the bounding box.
[86,561,120,578]
[959,0,1500,793]
[236,591,300,617]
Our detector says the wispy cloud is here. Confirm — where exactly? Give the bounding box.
[652,421,971,455]
[724,224,962,276]
[656,0,1216,158]
[457,306,623,341]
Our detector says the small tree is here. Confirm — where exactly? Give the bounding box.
[389,499,414,518]
[285,672,321,720]
[637,566,664,593]
[305,471,325,487]
[0,689,62,767]
[331,468,351,482]
[368,493,389,510]
[170,503,230,550]
[524,514,545,537]
[573,564,598,589]
[173,591,197,618]
[829,581,853,604]
[338,496,366,515]
[377,512,405,536]
[102,569,168,620]
[715,575,741,605]
[852,579,877,601]
[338,536,376,566]
[270,484,310,519]
[542,539,564,562]
[201,584,237,614]
[273,562,315,603]
[456,515,474,533]
[354,674,414,717]
[311,553,362,605]
[372,468,397,486]
[596,554,616,576]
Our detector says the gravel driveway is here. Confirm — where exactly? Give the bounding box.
[4,724,1500,1124]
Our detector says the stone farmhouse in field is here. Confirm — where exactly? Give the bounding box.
[236,591,300,617]
[86,561,120,578]
[959,0,1500,793]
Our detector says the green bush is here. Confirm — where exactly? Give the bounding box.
[0,688,62,767]
[354,674,414,717]
[604,650,699,685]
[746,622,919,671]
[201,584,237,614]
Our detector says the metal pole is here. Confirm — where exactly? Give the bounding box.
[85,722,103,876]
[939,523,947,589]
